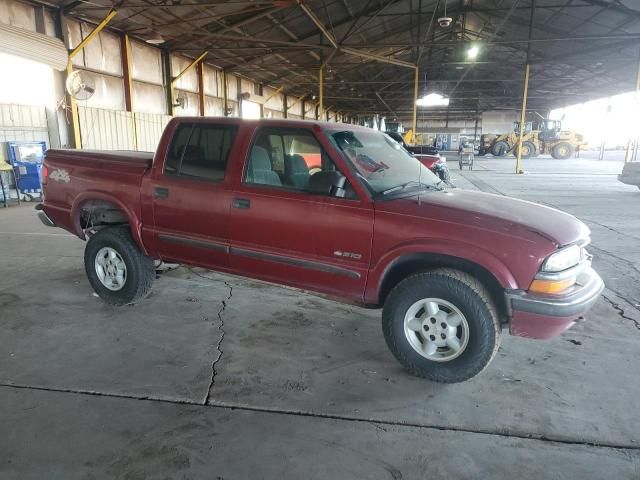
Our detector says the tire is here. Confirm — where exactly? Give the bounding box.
[514,141,536,159]
[382,269,501,383]
[438,166,452,184]
[84,226,155,306]
[491,141,509,157]
[552,142,574,160]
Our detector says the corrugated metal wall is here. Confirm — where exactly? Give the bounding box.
[135,112,171,152]
[78,105,170,152]
[0,103,49,144]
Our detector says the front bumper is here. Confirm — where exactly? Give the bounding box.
[506,267,604,339]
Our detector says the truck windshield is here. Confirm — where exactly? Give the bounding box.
[329,129,441,196]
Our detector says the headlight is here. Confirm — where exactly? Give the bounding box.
[541,244,582,273]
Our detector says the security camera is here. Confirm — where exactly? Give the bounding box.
[438,16,452,28]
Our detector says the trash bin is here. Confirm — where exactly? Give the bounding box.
[7,141,46,200]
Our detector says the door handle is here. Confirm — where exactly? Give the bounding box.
[232,198,251,209]
[154,187,169,198]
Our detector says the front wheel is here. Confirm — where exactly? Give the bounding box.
[382,269,501,383]
[84,226,155,306]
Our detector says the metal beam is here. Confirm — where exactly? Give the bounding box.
[66,8,117,149]
[121,33,137,150]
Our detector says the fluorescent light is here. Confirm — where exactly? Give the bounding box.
[467,45,480,59]
[417,93,450,107]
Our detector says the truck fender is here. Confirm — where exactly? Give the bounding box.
[71,191,148,255]
[366,240,519,305]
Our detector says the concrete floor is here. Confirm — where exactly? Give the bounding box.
[1,155,639,479]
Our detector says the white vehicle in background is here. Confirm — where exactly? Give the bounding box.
[618,162,640,189]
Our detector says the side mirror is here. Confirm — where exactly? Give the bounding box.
[308,170,347,197]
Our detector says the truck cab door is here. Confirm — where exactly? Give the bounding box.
[228,127,374,301]
[146,121,238,271]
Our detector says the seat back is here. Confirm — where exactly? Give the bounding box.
[247,146,282,186]
[284,153,310,190]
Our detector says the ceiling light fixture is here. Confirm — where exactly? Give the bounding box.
[416,93,450,107]
[145,31,165,45]
[467,45,480,59]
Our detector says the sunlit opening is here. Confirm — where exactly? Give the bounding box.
[0,52,56,107]
[550,91,640,147]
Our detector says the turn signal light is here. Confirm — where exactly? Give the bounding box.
[529,277,576,295]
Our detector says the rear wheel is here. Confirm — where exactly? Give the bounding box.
[552,142,574,159]
[491,141,509,157]
[382,269,501,383]
[84,227,155,305]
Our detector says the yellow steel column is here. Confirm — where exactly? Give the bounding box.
[66,62,82,149]
[412,66,418,145]
[170,50,208,116]
[515,63,530,174]
[121,34,137,150]
[67,9,118,148]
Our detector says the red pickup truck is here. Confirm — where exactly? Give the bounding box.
[38,117,603,383]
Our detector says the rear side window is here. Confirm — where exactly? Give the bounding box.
[164,123,237,182]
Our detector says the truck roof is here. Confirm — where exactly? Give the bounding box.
[168,116,372,132]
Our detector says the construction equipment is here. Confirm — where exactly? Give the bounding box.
[490,120,586,160]
[527,119,587,160]
[490,121,534,157]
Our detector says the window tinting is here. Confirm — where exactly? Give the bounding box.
[165,123,236,182]
[165,123,193,174]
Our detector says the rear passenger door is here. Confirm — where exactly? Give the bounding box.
[229,127,374,301]
[150,122,237,270]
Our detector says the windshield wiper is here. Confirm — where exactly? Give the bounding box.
[380,181,442,196]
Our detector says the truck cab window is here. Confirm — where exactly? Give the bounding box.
[245,128,355,198]
[165,123,237,182]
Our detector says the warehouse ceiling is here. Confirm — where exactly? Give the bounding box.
[51,0,640,120]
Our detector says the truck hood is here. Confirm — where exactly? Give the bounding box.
[377,188,589,247]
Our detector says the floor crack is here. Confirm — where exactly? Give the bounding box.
[203,281,233,405]
[603,294,640,331]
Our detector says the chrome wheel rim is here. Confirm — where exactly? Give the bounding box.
[95,247,127,291]
[403,298,470,362]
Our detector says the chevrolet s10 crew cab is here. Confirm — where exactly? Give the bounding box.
[37,118,604,383]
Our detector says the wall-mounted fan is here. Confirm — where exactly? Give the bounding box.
[66,70,96,101]
[173,90,189,109]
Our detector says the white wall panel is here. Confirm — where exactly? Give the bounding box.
[131,40,163,85]
[0,1,36,31]
[263,87,284,111]
[173,91,199,116]
[68,20,122,76]
[226,74,238,100]
[78,106,134,150]
[171,55,198,93]
[133,81,166,114]
[79,73,125,110]
[203,65,221,97]
[205,96,224,117]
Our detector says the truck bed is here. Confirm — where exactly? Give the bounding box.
[45,149,154,169]
[42,149,153,240]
